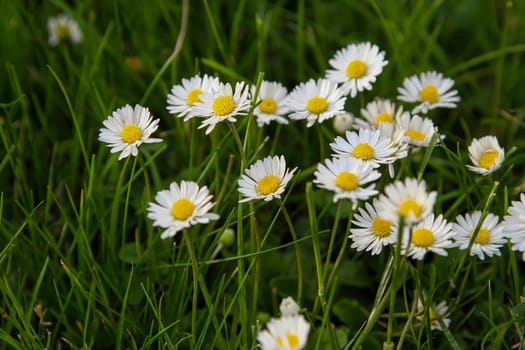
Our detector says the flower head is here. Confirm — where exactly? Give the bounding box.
[397,71,460,114]
[166,74,220,121]
[147,181,219,239]
[286,78,346,127]
[238,155,297,203]
[48,14,83,46]
[333,112,355,134]
[252,81,291,126]
[403,214,454,260]
[326,42,388,98]
[98,104,162,160]
[503,193,525,261]
[280,297,301,317]
[397,113,438,148]
[356,98,407,130]
[466,136,505,176]
[416,299,451,331]
[257,315,310,350]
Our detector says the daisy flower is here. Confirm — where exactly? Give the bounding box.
[192,81,251,134]
[397,71,460,114]
[98,104,162,160]
[330,128,400,167]
[333,112,355,134]
[257,315,310,350]
[286,78,346,127]
[397,113,438,148]
[403,214,454,260]
[416,299,451,331]
[503,193,525,261]
[326,42,388,98]
[349,200,398,255]
[166,74,220,121]
[356,98,407,129]
[466,136,505,176]
[238,155,297,203]
[376,178,437,225]
[280,297,301,317]
[452,211,506,260]
[147,181,219,239]
[313,157,380,206]
[48,14,83,46]
[251,81,290,126]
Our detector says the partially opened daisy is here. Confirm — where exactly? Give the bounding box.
[280,297,301,317]
[238,155,297,203]
[257,314,310,350]
[452,211,506,260]
[147,181,219,239]
[356,98,407,129]
[98,104,162,160]
[349,200,397,255]
[403,214,454,260]
[326,42,388,98]
[252,81,290,127]
[286,78,346,127]
[192,81,251,134]
[166,74,220,121]
[397,71,460,114]
[503,193,525,261]
[48,14,83,46]
[466,136,505,176]
[416,299,451,331]
[397,113,438,148]
[376,178,437,225]
[333,112,355,134]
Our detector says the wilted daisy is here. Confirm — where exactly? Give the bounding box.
[376,178,437,225]
[192,81,251,134]
[403,214,454,260]
[280,297,301,317]
[356,98,408,129]
[257,315,310,350]
[252,81,290,127]
[503,193,525,261]
[147,181,219,239]
[333,112,355,134]
[326,42,388,98]
[166,74,220,121]
[98,104,162,160]
[466,136,505,176]
[397,113,438,148]
[416,299,451,331]
[48,14,83,46]
[452,211,506,260]
[286,78,346,127]
[397,71,460,114]
[349,200,397,255]
[313,157,380,206]
[238,155,297,203]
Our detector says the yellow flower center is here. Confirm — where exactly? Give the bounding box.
[277,333,300,348]
[306,96,328,114]
[346,59,367,79]
[56,24,70,39]
[259,98,278,114]
[186,88,203,106]
[120,124,142,143]
[419,85,439,104]
[257,175,280,195]
[375,112,394,124]
[335,171,359,191]
[478,150,499,169]
[412,227,435,247]
[472,227,490,245]
[353,143,375,160]
[405,129,426,142]
[371,217,393,238]
[212,95,236,116]
[399,198,422,219]
[171,198,195,221]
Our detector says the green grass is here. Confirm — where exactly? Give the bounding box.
[1,0,525,349]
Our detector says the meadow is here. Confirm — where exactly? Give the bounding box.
[1,0,525,349]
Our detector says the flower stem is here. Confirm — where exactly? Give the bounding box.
[280,200,303,303]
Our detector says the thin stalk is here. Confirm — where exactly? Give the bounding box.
[323,200,344,278]
[280,201,303,303]
[183,229,199,349]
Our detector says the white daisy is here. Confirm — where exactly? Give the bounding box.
[329,128,400,167]
[376,178,437,225]
[416,299,451,331]
[286,78,346,127]
[257,315,310,350]
[280,297,301,317]
[403,214,454,260]
[333,112,355,134]
[349,200,398,255]
[98,104,162,160]
[48,14,83,46]
[326,42,388,98]
[192,81,251,134]
[503,193,525,261]
[238,155,297,203]
[251,81,290,127]
[452,211,506,260]
[147,181,219,239]
[354,98,406,130]
[166,74,220,121]
[466,136,505,176]
[397,113,438,148]
[313,157,380,206]
[397,71,460,114]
